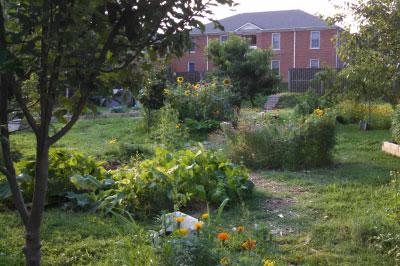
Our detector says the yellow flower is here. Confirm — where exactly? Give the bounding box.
[223,79,231,86]
[237,225,245,233]
[220,257,231,265]
[194,222,204,231]
[163,88,171,96]
[313,108,324,117]
[178,228,189,235]
[184,90,190,97]
[241,239,257,250]
[176,123,181,129]
[174,217,185,223]
[195,92,199,97]
[217,232,229,241]
[177,76,184,84]
[263,258,276,266]
[107,138,117,145]
[193,83,200,90]
[201,213,209,220]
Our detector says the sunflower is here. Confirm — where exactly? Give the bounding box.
[176,76,184,84]
[163,88,171,96]
[184,90,191,97]
[263,259,276,266]
[193,83,200,90]
[223,79,231,86]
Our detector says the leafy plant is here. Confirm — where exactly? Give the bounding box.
[392,106,400,143]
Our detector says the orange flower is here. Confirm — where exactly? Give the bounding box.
[237,225,245,233]
[194,221,204,231]
[241,239,257,250]
[217,232,229,241]
[174,217,185,223]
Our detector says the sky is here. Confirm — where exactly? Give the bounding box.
[209,0,357,29]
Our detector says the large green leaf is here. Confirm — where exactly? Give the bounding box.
[70,175,102,191]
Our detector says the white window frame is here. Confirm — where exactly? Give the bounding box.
[272,33,281,50]
[189,39,196,53]
[220,35,228,43]
[310,31,320,49]
[243,34,257,48]
[310,59,320,68]
[271,60,280,76]
[188,62,195,72]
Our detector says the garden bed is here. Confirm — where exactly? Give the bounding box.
[382,141,400,157]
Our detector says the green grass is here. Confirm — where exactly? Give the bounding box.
[1,116,400,265]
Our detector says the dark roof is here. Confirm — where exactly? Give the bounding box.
[192,10,337,35]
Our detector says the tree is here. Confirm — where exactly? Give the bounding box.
[329,0,400,116]
[207,34,278,107]
[0,0,234,265]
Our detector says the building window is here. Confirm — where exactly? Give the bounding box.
[271,60,280,76]
[220,35,228,43]
[188,62,196,72]
[272,33,280,50]
[243,35,257,47]
[189,39,196,53]
[310,31,320,49]
[310,59,320,68]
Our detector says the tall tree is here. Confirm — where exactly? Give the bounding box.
[0,0,234,265]
[330,0,400,110]
[207,34,278,107]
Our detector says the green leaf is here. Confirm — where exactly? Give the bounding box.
[70,175,102,191]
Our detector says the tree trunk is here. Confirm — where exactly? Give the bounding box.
[24,142,49,266]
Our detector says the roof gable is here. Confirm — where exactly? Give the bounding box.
[234,22,262,32]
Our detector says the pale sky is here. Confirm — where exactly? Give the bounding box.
[209,0,357,29]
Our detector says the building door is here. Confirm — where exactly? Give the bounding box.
[188,62,195,72]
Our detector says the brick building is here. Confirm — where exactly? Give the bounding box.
[170,10,342,82]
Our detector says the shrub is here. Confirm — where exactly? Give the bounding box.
[276,93,302,109]
[68,146,253,213]
[392,106,400,143]
[294,91,321,116]
[166,78,237,123]
[225,109,336,170]
[0,149,107,204]
[336,100,393,129]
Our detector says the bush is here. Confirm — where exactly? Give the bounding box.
[276,93,302,109]
[392,106,400,143]
[336,100,393,129]
[294,91,321,116]
[225,109,336,170]
[0,149,107,204]
[166,78,236,124]
[66,145,253,214]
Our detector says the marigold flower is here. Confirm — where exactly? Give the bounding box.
[223,79,231,86]
[263,258,276,266]
[241,239,257,250]
[163,88,170,96]
[313,108,324,117]
[174,217,185,223]
[194,221,204,231]
[107,138,117,145]
[184,90,190,96]
[237,225,245,233]
[201,213,209,220]
[176,76,184,84]
[220,257,231,265]
[178,228,189,235]
[217,232,229,241]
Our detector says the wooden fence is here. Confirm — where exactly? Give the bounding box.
[288,68,343,94]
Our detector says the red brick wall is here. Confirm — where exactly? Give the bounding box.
[170,29,339,82]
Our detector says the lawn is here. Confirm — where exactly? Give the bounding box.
[1,117,399,265]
